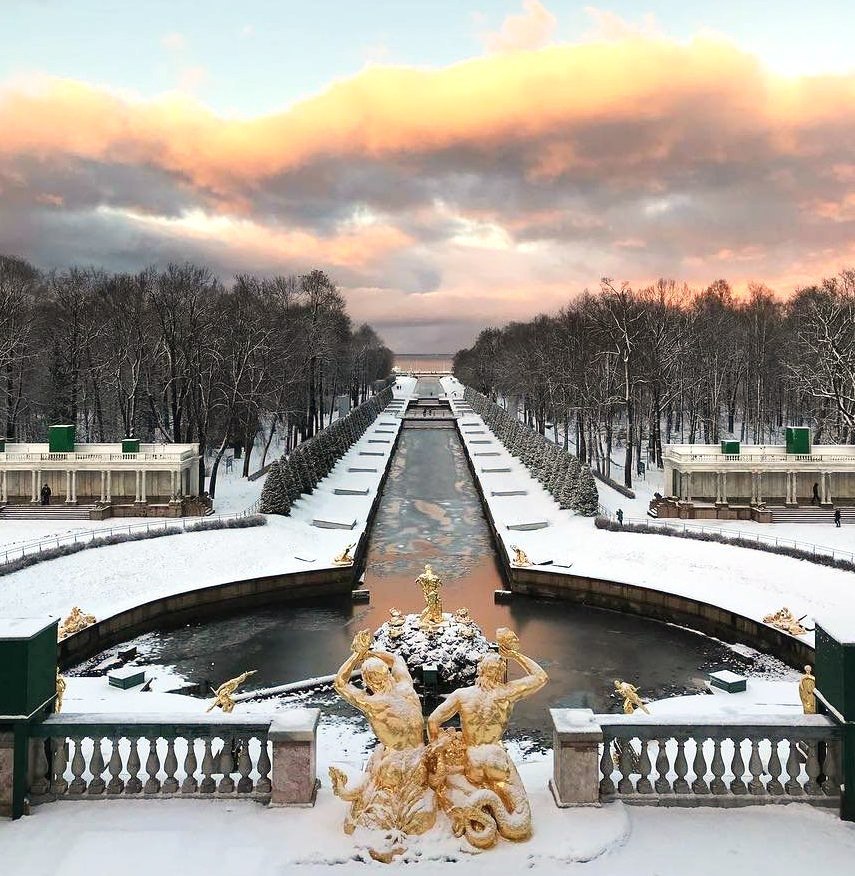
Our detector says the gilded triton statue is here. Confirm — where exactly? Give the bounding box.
[799,665,817,714]
[416,564,444,629]
[333,543,355,565]
[58,606,96,639]
[614,679,649,714]
[329,629,436,861]
[206,670,257,713]
[426,628,548,849]
[510,545,530,566]
[762,607,808,636]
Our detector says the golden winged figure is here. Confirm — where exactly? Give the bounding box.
[206,670,257,713]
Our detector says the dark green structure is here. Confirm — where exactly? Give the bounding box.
[0,618,58,819]
[48,424,76,453]
[785,427,811,455]
[816,623,855,821]
[720,440,740,454]
[121,438,141,454]
[0,437,6,452]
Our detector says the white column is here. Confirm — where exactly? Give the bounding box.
[134,470,140,502]
[170,469,177,500]
[106,471,112,502]
[685,471,693,501]
[141,469,147,503]
[1,469,6,502]
[71,470,77,503]
[756,472,763,504]
[721,471,727,504]
[750,472,757,504]
[821,471,830,504]
[31,469,38,503]
[99,470,105,502]
[715,471,722,504]
[65,470,72,503]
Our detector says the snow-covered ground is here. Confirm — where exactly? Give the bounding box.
[450,398,855,643]
[4,674,853,876]
[0,384,415,624]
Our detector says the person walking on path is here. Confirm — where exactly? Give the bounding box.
[616,508,624,526]
[812,482,820,506]
[40,483,51,506]
[834,508,842,527]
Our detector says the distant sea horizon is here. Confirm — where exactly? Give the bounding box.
[393,353,454,372]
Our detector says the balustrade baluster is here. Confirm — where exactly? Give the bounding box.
[200,739,216,794]
[162,739,179,794]
[50,737,69,796]
[636,739,653,794]
[691,737,709,794]
[144,736,162,794]
[30,740,50,797]
[88,737,106,795]
[69,738,87,796]
[747,739,765,795]
[617,738,634,794]
[256,738,271,795]
[237,737,253,794]
[126,737,143,794]
[766,737,784,796]
[106,737,124,795]
[709,739,726,795]
[729,737,747,794]
[672,736,690,794]
[599,736,615,797]
[654,738,671,794]
[784,740,804,796]
[820,741,839,796]
[217,738,236,794]
[182,738,199,794]
[804,742,822,796]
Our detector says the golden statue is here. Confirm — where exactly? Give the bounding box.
[416,564,444,628]
[454,607,476,638]
[762,607,807,636]
[510,544,530,566]
[426,628,548,849]
[799,665,817,714]
[58,606,96,639]
[206,669,257,713]
[55,670,66,714]
[387,607,406,639]
[614,679,649,714]
[334,543,355,565]
[329,630,436,861]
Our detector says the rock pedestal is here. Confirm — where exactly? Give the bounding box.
[269,709,320,807]
[549,708,603,807]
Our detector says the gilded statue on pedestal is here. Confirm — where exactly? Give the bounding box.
[510,545,530,566]
[762,607,808,636]
[799,664,817,714]
[206,669,257,713]
[55,670,66,713]
[329,630,436,862]
[426,627,548,850]
[334,543,355,565]
[416,564,444,629]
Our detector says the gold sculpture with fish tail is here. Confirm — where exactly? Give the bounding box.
[333,543,355,565]
[426,627,548,850]
[206,670,257,713]
[329,629,437,862]
[416,564,444,628]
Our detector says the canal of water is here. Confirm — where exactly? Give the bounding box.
[73,407,784,740]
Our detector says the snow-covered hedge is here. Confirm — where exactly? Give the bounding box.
[463,387,598,516]
[260,387,394,515]
[594,515,855,573]
[0,515,267,578]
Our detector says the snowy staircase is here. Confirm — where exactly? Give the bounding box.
[768,505,855,524]
[0,504,98,521]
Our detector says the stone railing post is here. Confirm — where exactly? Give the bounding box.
[549,708,603,807]
[269,709,320,807]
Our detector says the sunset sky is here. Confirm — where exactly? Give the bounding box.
[1,1,853,351]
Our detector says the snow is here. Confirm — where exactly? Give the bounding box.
[452,403,855,644]
[0,387,412,625]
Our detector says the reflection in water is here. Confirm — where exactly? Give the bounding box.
[75,426,779,738]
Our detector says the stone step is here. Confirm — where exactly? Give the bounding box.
[0,504,98,520]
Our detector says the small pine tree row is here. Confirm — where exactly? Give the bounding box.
[260,386,394,515]
[463,386,599,516]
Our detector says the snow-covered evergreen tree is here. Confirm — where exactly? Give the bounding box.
[575,464,599,515]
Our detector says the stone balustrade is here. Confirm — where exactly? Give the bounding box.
[25,710,319,808]
[551,709,842,809]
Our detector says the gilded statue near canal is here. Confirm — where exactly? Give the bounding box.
[329,616,548,859]
[416,563,444,628]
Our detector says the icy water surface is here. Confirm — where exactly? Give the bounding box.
[75,426,787,741]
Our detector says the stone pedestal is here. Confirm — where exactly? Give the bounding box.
[269,709,320,807]
[549,708,603,807]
